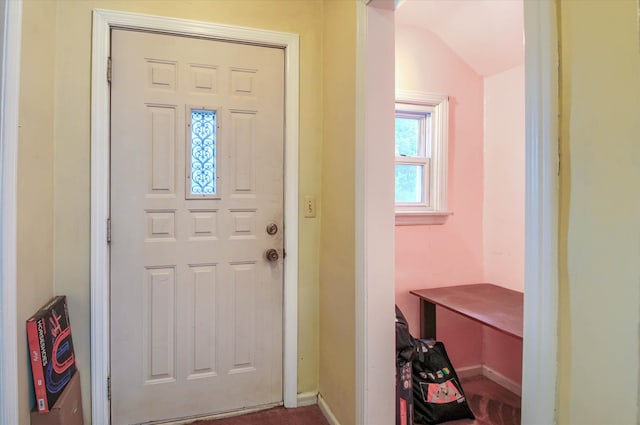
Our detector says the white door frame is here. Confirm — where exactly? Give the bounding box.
[90,9,299,424]
[355,2,397,425]
[0,1,22,424]
[521,2,559,424]
[355,1,559,424]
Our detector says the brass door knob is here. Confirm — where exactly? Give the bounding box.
[265,249,279,262]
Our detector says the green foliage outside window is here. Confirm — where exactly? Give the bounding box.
[395,116,427,203]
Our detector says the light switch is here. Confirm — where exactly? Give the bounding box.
[304,196,316,218]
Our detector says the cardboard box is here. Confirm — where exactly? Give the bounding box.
[26,296,77,413]
[31,371,83,425]
[396,362,414,425]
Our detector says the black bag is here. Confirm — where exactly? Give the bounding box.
[395,305,416,366]
[395,306,417,425]
[412,339,475,424]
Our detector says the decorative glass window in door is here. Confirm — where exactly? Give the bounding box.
[188,108,217,198]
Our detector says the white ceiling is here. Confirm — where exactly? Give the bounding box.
[395,0,524,77]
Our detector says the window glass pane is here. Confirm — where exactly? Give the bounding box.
[395,117,420,157]
[190,109,216,195]
[395,164,423,203]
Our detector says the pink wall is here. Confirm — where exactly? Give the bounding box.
[395,25,485,369]
[395,25,525,387]
[482,64,525,385]
[483,64,525,292]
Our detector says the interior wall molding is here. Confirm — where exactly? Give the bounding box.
[522,1,560,424]
[355,2,397,424]
[0,0,22,423]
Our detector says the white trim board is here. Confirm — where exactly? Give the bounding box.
[455,364,484,379]
[483,365,522,397]
[296,391,318,407]
[317,394,342,425]
[0,1,22,424]
[355,2,397,425]
[456,364,522,397]
[91,9,299,424]
[522,1,559,424]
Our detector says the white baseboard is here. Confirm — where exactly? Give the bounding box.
[318,393,342,425]
[455,364,483,379]
[297,391,318,407]
[454,363,522,397]
[482,365,522,396]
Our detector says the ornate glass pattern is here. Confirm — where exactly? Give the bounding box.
[190,109,216,195]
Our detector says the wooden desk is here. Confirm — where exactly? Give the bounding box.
[410,284,523,340]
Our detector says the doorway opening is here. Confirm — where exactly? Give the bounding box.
[394,0,525,397]
[357,1,559,424]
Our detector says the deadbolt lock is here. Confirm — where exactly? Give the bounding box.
[266,223,278,235]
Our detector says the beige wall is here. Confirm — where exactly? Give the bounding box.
[17,1,56,424]
[557,0,640,423]
[18,1,640,425]
[19,0,327,422]
[319,1,357,424]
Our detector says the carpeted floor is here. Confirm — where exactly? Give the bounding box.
[189,405,329,425]
[449,375,521,425]
[188,375,519,425]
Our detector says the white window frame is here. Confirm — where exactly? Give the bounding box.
[395,91,450,225]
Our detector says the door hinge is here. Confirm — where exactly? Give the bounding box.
[107,376,111,401]
[107,56,112,84]
[107,218,112,244]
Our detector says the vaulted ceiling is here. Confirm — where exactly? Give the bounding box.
[395,0,524,77]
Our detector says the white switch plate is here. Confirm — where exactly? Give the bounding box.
[304,196,316,218]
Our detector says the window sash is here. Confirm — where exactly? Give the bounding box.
[395,158,431,207]
[395,108,430,207]
[395,112,430,158]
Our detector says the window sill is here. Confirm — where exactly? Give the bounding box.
[395,211,452,226]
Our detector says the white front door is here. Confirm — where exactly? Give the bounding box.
[110,29,284,424]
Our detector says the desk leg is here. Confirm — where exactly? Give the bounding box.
[419,300,436,340]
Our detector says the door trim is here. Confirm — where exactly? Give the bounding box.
[355,3,396,425]
[0,1,22,423]
[91,9,299,424]
[522,1,559,423]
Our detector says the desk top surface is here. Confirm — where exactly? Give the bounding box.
[410,283,523,339]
